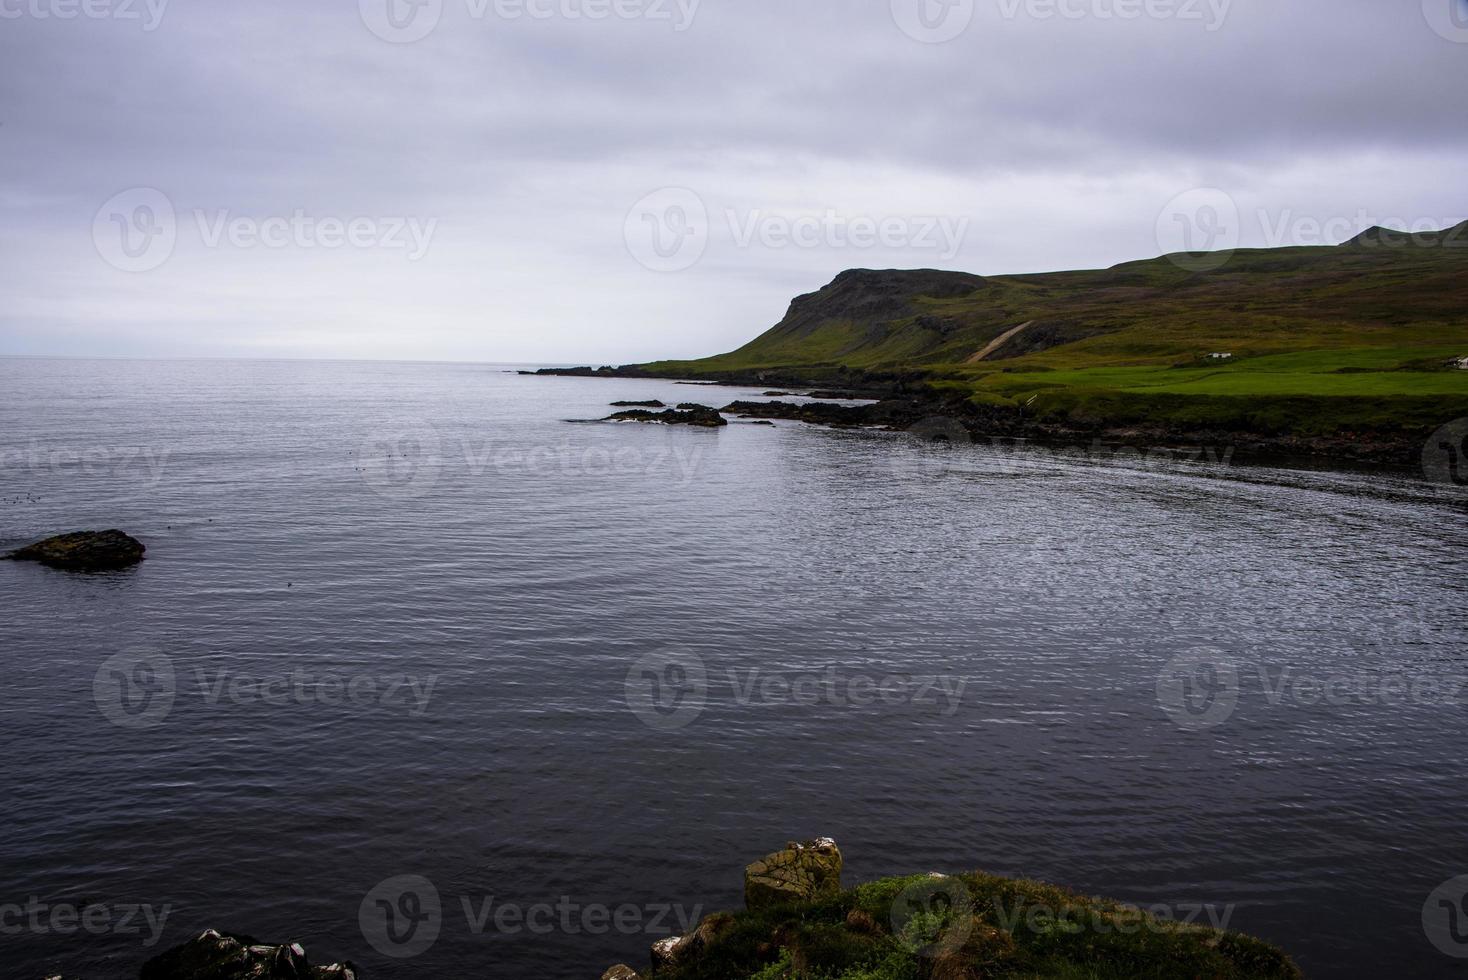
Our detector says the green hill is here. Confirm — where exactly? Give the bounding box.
[631,225,1468,449]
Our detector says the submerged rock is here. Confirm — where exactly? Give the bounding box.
[140,929,357,979]
[5,529,145,571]
[744,838,844,910]
[605,405,727,427]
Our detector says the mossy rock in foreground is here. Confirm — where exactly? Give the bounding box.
[649,871,1302,980]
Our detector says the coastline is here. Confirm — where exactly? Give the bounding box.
[527,366,1441,474]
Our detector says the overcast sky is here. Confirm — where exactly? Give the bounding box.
[2,0,1465,364]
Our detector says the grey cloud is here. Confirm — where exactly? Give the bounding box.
[0,0,1465,360]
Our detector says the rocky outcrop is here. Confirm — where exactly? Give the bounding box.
[601,966,643,980]
[765,268,987,345]
[602,838,1300,980]
[610,400,666,408]
[605,405,727,427]
[5,529,145,571]
[720,399,936,430]
[139,929,357,979]
[647,912,736,973]
[743,838,844,911]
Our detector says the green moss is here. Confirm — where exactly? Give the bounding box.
[655,871,1300,980]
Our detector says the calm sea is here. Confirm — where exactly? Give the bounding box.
[2,356,1466,978]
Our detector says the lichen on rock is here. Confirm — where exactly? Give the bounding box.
[743,837,844,911]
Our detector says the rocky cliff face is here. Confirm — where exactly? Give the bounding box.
[763,269,987,344]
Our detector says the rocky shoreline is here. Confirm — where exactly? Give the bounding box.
[50,839,1302,979]
[562,366,1429,470]
[595,838,1301,979]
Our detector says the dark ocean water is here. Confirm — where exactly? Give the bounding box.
[2,356,1466,979]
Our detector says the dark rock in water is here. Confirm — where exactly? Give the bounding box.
[722,398,930,429]
[605,405,727,427]
[140,929,357,979]
[675,402,713,411]
[5,529,145,571]
[805,390,862,400]
[744,838,843,910]
[762,391,792,397]
[525,365,626,377]
[610,400,666,408]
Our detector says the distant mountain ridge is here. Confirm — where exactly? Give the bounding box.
[1341,219,1468,248]
[534,220,1468,466]
[636,220,1468,377]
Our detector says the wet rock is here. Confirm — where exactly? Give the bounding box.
[610,400,665,408]
[605,405,727,427]
[744,838,843,910]
[140,930,357,979]
[722,398,929,429]
[5,529,145,571]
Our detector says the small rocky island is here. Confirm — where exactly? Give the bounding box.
[4,529,145,571]
[70,840,1300,978]
[599,839,1301,979]
[603,403,728,427]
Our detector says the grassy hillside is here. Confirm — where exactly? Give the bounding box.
[636,227,1468,440]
